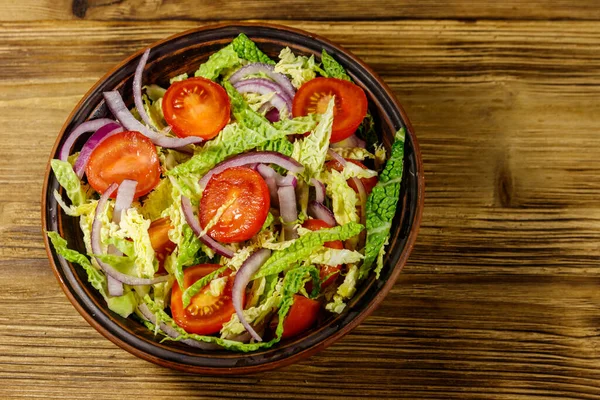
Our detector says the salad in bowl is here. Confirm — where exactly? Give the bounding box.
[47,32,405,352]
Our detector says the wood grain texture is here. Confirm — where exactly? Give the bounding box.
[3,0,600,21]
[1,12,600,400]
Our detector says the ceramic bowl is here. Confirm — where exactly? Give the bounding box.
[42,22,424,374]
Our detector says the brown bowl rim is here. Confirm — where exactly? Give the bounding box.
[41,21,424,374]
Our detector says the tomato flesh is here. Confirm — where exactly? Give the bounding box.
[326,159,378,196]
[162,77,230,139]
[302,219,343,288]
[148,217,176,274]
[86,130,160,199]
[292,77,368,143]
[281,295,320,339]
[200,167,270,243]
[170,264,237,335]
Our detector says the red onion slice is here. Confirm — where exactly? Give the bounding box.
[264,108,280,123]
[107,277,124,297]
[133,48,156,130]
[106,179,137,296]
[113,179,137,225]
[180,196,234,258]
[232,248,272,342]
[103,91,204,148]
[278,174,297,188]
[278,185,299,240]
[138,304,221,350]
[331,134,366,149]
[91,182,169,286]
[59,118,116,162]
[327,148,347,167]
[310,178,326,203]
[257,164,280,206]
[74,123,123,179]
[229,63,295,100]
[308,201,337,227]
[233,78,292,118]
[198,151,304,190]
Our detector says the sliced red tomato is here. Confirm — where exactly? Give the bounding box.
[148,217,176,274]
[326,159,378,196]
[281,295,321,339]
[302,219,343,288]
[200,167,270,243]
[162,77,230,139]
[86,130,160,198]
[170,264,237,335]
[292,77,368,143]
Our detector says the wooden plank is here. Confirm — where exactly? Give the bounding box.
[3,0,600,22]
[1,19,600,399]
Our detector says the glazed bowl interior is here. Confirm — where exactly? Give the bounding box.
[42,23,423,374]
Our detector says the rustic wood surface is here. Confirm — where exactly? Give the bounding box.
[1,1,600,398]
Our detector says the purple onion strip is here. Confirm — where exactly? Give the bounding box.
[232,248,272,342]
[278,185,299,240]
[198,151,304,190]
[308,201,337,227]
[74,123,123,179]
[59,118,115,162]
[310,178,326,203]
[133,48,156,130]
[229,62,295,100]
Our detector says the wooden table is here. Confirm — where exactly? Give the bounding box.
[2,1,600,398]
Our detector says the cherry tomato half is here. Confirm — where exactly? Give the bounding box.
[170,264,237,335]
[326,159,378,196]
[86,130,160,199]
[281,295,321,339]
[200,167,270,243]
[292,77,368,143]
[148,217,176,274]
[303,219,343,288]
[162,77,231,139]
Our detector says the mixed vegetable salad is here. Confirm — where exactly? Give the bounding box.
[48,33,405,352]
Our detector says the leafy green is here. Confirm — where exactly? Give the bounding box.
[273,114,320,134]
[194,44,242,81]
[321,169,359,226]
[274,47,322,88]
[140,178,173,221]
[106,290,137,318]
[50,159,86,206]
[182,265,228,308]
[169,73,188,84]
[359,128,405,279]
[144,84,166,101]
[142,94,166,130]
[321,49,351,81]
[292,98,335,182]
[253,222,364,279]
[329,147,374,161]
[169,125,268,178]
[231,33,275,65]
[111,208,156,278]
[326,264,358,314]
[47,232,137,318]
[308,247,363,266]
